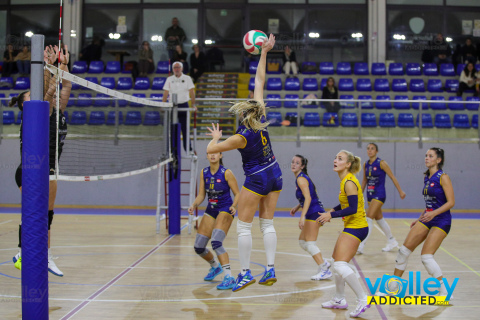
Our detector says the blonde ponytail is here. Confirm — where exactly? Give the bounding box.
[229,100,268,131]
[339,149,361,174]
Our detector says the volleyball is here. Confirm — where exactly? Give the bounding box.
[243,30,268,55]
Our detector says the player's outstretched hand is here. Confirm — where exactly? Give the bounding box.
[229,206,236,215]
[261,34,275,54]
[399,190,406,200]
[206,123,222,140]
[188,205,195,215]
[316,212,332,225]
[289,207,297,216]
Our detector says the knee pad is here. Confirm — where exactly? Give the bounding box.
[421,254,442,278]
[299,240,307,251]
[48,210,54,230]
[211,229,227,256]
[237,220,252,238]
[395,245,412,271]
[194,233,210,257]
[259,218,275,236]
[333,261,354,280]
[304,241,321,257]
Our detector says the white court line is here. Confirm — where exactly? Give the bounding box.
[0,220,12,225]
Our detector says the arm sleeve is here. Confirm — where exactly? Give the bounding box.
[331,195,358,218]
[333,204,342,211]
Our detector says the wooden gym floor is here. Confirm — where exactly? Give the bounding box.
[0,210,479,320]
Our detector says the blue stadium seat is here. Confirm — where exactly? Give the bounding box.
[318,78,328,91]
[284,94,299,108]
[371,63,387,76]
[448,96,464,110]
[379,113,395,127]
[14,77,30,90]
[392,79,407,92]
[134,77,150,90]
[336,62,351,75]
[144,111,161,126]
[88,61,104,74]
[301,62,317,74]
[71,81,81,90]
[151,77,166,90]
[105,61,121,74]
[15,110,22,125]
[430,96,446,110]
[409,79,425,92]
[150,93,164,101]
[398,113,414,128]
[302,94,318,108]
[354,62,369,75]
[285,77,300,91]
[338,78,354,91]
[94,93,112,107]
[341,113,358,127]
[66,94,75,107]
[456,63,465,76]
[117,77,133,90]
[302,78,318,91]
[107,111,124,125]
[266,94,281,108]
[412,96,428,110]
[266,77,282,91]
[248,77,255,91]
[156,61,170,74]
[453,114,470,128]
[71,61,88,74]
[440,63,455,77]
[416,114,433,128]
[77,93,92,107]
[394,95,410,109]
[374,78,390,92]
[266,112,282,126]
[319,62,334,75]
[84,77,99,90]
[375,95,392,109]
[304,112,320,127]
[323,112,339,127]
[445,79,459,93]
[0,77,14,90]
[249,61,258,74]
[356,78,372,92]
[339,95,355,108]
[3,110,14,125]
[466,96,480,111]
[125,111,142,125]
[88,111,105,125]
[473,114,478,128]
[0,93,6,106]
[358,95,373,109]
[100,77,116,89]
[406,63,421,76]
[435,114,451,128]
[388,63,404,76]
[361,113,377,127]
[427,79,443,92]
[70,111,87,125]
[131,93,146,107]
[423,63,438,76]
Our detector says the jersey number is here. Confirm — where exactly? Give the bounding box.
[210,183,214,189]
[260,131,267,146]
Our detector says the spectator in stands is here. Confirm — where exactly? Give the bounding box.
[15,45,31,76]
[457,62,479,97]
[431,33,452,66]
[322,77,340,114]
[462,38,477,64]
[189,44,205,83]
[165,17,187,60]
[173,45,187,64]
[79,36,104,65]
[2,44,18,77]
[282,45,298,77]
[138,41,154,77]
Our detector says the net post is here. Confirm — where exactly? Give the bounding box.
[155,163,164,234]
[22,34,49,320]
[168,94,181,235]
[114,99,119,145]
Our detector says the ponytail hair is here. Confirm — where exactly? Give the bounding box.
[424,147,445,175]
[219,152,224,166]
[229,99,268,131]
[295,154,309,175]
[9,91,29,111]
[340,149,361,174]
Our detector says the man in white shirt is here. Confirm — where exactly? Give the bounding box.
[162,61,196,152]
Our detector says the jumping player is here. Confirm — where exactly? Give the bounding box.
[188,152,240,290]
[289,155,332,281]
[206,33,282,292]
[316,150,370,318]
[358,143,406,254]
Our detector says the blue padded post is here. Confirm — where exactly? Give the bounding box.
[168,121,181,235]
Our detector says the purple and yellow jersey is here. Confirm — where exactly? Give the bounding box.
[365,157,386,200]
[203,165,233,213]
[295,172,325,215]
[423,169,450,216]
[339,173,368,229]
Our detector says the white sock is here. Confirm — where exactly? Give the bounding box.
[238,221,253,275]
[345,273,367,300]
[362,217,374,245]
[208,258,219,268]
[264,232,277,270]
[439,280,448,296]
[377,218,394,239]
[334,273,346,300]
[222,264,232,277]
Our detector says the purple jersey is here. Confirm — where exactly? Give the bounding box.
[365,157,386,199]
[203,165,233,213]
[423,169,450,216]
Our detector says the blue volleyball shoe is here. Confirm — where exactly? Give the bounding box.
[259,267,277,286]
[217,275,236,290]
[204,265,223,281]
[232,270,256,292]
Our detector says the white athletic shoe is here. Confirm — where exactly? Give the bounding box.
[382,238,399,252]
[349,298,370,318]
[356,242,365,255]
[311,261,333,280]
[322,297,348,309]
[48,251,63,277]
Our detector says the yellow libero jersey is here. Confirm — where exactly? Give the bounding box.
[339,173,368,228]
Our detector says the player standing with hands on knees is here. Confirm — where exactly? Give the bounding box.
[206,33,283,292]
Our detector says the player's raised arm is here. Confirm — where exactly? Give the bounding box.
[254,33,275,107]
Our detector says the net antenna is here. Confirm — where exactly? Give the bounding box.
[55,0,63,180]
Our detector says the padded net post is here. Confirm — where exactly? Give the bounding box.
[168,96,181,235]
